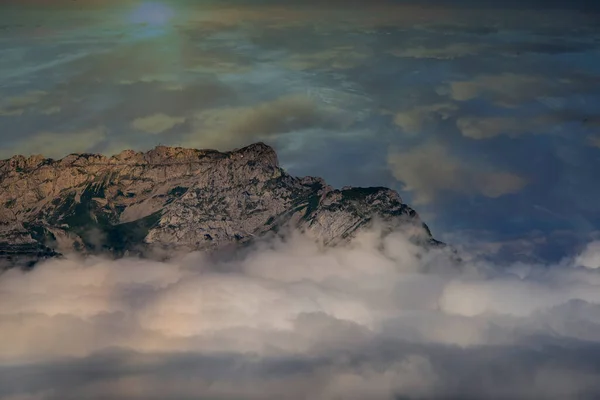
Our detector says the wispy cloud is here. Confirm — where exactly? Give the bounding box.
[131,113,186,135]
[184,94,352,150]
[389,43,483,59]
[392,103,458,135]
[440,73,600,108]
[5,91,47,108]
[441,73,549,106]
[587,135,600,148]
[456,115,558,139]
[282,46,371,70]
[0,91,47,117]
[0,127,107,159]
[40,106,61,115]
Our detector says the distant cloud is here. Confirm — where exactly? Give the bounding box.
[389,43,483,59]
[162,83,185,91]
[458,112,600,140]
[393,103,458,135]
[5,90,47,108]
[0,127,107,159]
[119,73,178,85]
[131,113,186,135]
[440,73,600,108]
[0,108,24,117]
[394,102,593,140]
[0,90,47,117]
[41,106,61,115]
[387,142,526,204]
[184,94,349,150]
[456,115,555,139]
[282,46,370,70]
[587,135,600,148]
[185,61,251,75]
[389,40,596,60]
[440,74,554,107]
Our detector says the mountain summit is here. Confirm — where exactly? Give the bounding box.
[0,143,439,264]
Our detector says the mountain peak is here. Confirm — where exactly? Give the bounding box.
[0,142,438,266]
[2,142,280,174]
[230,142,279,167]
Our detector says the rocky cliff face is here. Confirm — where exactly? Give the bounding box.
[0,142,439,265]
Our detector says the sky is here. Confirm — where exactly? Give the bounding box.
[2,1,600,399]
[1,0,600,262]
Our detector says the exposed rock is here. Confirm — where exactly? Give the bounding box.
[0,142,440,263]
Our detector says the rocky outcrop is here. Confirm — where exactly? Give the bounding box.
[0,142,440,264]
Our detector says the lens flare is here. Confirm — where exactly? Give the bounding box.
[129,2,174,26]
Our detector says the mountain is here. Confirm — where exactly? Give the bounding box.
[0,142,440,266]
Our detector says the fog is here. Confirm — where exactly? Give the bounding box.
[2,230,600,399]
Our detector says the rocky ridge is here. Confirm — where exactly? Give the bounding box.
[0,142,440,265]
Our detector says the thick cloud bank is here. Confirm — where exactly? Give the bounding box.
[2,231,600,399]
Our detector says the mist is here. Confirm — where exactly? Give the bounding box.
[2,229,600,399]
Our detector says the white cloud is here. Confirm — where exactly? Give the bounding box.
[2,230,600,399]
[387,142,526,204]
[576,241,600,269]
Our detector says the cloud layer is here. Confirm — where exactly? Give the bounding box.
[2,230,600,399]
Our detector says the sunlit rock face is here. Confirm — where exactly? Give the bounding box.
[0,143,438,263]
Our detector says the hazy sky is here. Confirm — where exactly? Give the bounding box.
[1,0,599,262]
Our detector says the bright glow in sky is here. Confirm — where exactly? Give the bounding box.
[129,2,174,26]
